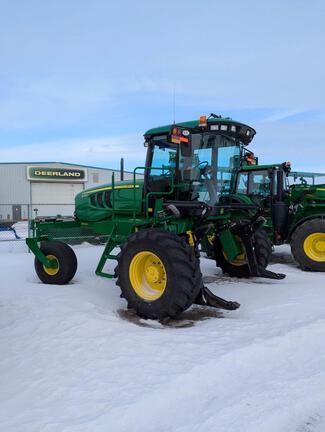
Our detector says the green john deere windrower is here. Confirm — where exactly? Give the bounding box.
[26,114,285,320]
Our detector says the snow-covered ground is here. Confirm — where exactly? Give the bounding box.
[1,244,325,432]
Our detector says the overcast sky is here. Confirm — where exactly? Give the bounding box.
[0,0,324,172]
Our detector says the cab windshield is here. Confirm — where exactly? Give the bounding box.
[180,133,240,204]
[149,132,241,205]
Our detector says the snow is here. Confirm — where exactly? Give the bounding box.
[1,243,325,432]
[11,221,29,239]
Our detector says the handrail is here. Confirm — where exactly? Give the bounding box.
[107,166,176,222]
[133,166,175,219]
[111,172,115,222]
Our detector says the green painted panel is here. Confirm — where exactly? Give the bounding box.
[75,180,144,222]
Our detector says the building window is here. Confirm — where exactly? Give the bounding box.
[92,173,99,183]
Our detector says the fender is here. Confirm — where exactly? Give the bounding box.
[288,214,325,241]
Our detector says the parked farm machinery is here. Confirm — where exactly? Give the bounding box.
[26,115,285,319]
[204,161,325,273]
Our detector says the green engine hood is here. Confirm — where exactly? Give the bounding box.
[75,179,144,222]
[290,183,325,202]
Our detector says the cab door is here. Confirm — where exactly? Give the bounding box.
[144,136,178,210]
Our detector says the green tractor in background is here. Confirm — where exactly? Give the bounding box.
[202,123,325,274]
[26,114,285,320]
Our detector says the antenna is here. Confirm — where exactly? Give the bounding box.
[172,84,176,124]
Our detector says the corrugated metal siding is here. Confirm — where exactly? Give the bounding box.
[0,164,30,204]
[31,182,84,217]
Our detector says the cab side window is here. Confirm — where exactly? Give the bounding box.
[248,171,270,196]
[237,172,248,193]
[151,136,177,176]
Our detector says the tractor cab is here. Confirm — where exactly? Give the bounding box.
[230,162,292,242]
[143,114,256,209]
[234,163,290,204]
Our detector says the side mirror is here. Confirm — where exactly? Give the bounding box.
[180,140,192,157]
[168,127,192,157]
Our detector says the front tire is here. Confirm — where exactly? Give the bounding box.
[34,241,77,284]
[116,229,203,319]
[291,219,325,271]
[214,229,272,278]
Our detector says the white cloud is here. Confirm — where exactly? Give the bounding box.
[0,0,324,173]
[251,121,325,172]
[1,1,324,130]
[0,134,147,170]
[261,109,307,123]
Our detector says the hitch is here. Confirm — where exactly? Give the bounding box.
[195,286,240,311]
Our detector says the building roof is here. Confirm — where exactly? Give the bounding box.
[0,161,134,174]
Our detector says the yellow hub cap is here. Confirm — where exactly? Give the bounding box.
[222,236,247,266]
[43,254,60,276]
[129,251,167,301]
[303,233,325,262]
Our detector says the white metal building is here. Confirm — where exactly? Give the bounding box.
[0,162,134,221]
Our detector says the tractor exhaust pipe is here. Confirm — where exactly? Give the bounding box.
[272,169,289,242]
[120,157,124,181]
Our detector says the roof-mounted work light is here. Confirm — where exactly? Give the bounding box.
[199,115,207,127]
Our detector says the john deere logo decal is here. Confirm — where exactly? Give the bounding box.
[28,167,86,182]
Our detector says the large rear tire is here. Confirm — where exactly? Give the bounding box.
[34,241,77,284]
[214,229,272,278]
[291,219,325,271]
[116,229,203,319]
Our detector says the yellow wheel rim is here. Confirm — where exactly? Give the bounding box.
[129,251,167,301]
[43,254,60,276]
[303,233,325,262]
[222,236,247,266]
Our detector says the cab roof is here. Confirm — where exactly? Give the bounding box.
[144,116,256,145]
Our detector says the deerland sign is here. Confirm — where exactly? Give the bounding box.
[27,166,87,182]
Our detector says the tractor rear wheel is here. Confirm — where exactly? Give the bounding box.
[214,229,272,278]
[116,229,203,319]
[291,219,325,271]
[34,241,77,284]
